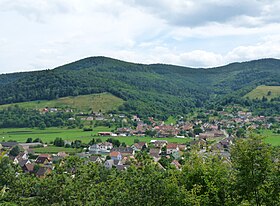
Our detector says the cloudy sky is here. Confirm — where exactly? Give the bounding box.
[1,0,280,73]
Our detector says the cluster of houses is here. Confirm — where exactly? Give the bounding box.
[83,140,189,171]
[0,142,68,178]
[1,108,279,178]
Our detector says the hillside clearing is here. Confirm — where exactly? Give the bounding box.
[0,93,124,112]
[245,85,280,100]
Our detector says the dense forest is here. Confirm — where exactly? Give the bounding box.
[0,57,279,118]
[0,135,279,205]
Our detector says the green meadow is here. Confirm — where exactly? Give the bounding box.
[0,127,191,146]
[245,85,280,100]
[0,93,124,112]
[260,129,280,146]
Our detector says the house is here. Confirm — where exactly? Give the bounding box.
[89,156,103,164]
[22,163,34,173]
[18,159,31,168]
[35,154,51,164]
[88,142,113,154]
[57,152,69,158]
[111,147,134,157]
[166,143,179,155]
[117,128,132,136]
[98,132,112,136]
[116,165,130,171]
[149,148,161,162]
[199,132,215,140]
[9,152,28,165]
[151,140,168,148]
[104,159,122,169]
[52,152,69,163]
[99,142,113,150]
[36,167,52,178]
[110,151,122,161]
[131,142,147,152]
[178,144,187,151]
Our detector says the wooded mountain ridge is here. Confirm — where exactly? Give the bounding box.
[0,57,280,118]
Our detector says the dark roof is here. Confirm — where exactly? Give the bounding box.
[113,159,120,165]
[89,156,102,162]
[35,156,49,164]
[19,159,29,167]
[111,147,133,154]
[116,165,130,171]
[0,142,18,148]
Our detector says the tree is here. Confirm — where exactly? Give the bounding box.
[33,138,42,143]
[230,134,275,205]
[26,138,32,143]
[134,139,140,143]
[54,137,64,147]
[88,138,95,145]
[38,122,46,130]
[9,146,20,157]
[96,138,102,143]
[72,140,82,149]
[267,91,272,96]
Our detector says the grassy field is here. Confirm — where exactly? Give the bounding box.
[257,129,280,146]
[245,85,280,100]
[0,127,191,145]
[0,93,124,112]
[32,145,80,154]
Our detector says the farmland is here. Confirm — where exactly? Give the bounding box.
[0,127,191,146]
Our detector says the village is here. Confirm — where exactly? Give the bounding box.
[1,106,279,178]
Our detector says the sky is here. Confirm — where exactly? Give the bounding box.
[1,0,280,73]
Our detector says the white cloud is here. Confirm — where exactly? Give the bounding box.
[0,0,280,73]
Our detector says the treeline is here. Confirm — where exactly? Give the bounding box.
[0,106,81,128]
[1,135,280,205]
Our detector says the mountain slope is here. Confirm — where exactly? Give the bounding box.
[0,57,280,118]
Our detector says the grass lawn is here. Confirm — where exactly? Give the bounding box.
[0,93,124,112]
[258,129,280,146]
[0,127,191,145]
[245,85,280,100]
[32,145,80,154]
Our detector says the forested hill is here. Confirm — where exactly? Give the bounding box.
[0,57,280,118]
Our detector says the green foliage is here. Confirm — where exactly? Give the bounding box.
[0,135,280,205]
[53,137,64,147]
[26,138,32,143]
[230,134,278,205]
[9,146,20,157]
[106,138,120,147]
[0,106,80,128]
